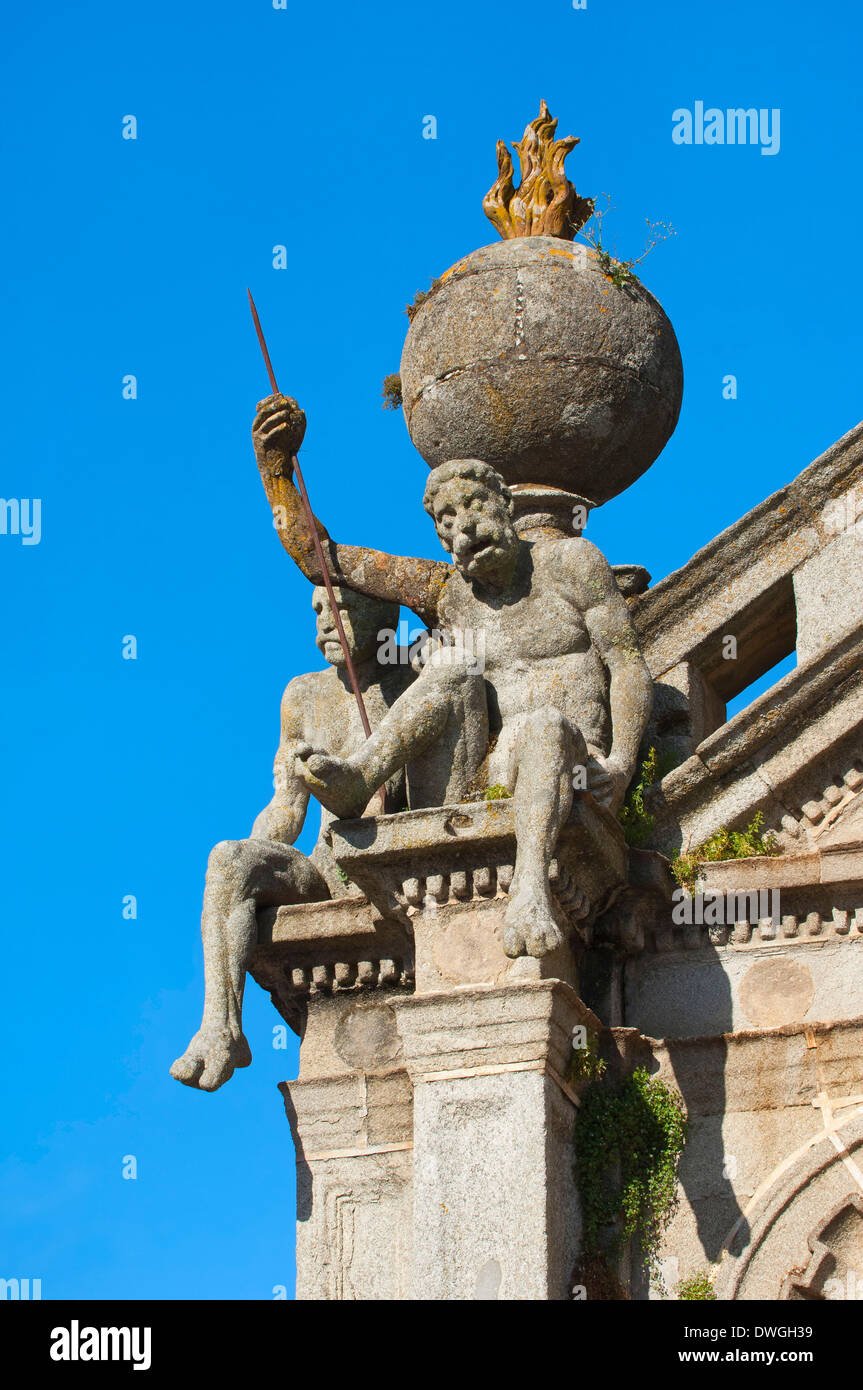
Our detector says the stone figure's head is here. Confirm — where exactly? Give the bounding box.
[313,585,399,667]
[423,459,519,584]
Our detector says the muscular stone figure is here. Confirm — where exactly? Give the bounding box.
[253,394,653,960]
[170,585,412,1092]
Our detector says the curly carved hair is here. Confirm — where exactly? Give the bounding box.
[423,459,513,518]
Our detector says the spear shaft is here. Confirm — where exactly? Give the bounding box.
[247,288,374,745]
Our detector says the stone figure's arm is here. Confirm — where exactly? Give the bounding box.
[252,395,449,629]
[572,540,653,791]
[250,678,313,844]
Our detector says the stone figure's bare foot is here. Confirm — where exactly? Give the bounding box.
[170,1027,252,1092]
[295,749,368,819]
[503,881,564,958]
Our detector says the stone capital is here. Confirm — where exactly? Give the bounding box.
[393,978,598,1100]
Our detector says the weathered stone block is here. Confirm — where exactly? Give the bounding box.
[395,981,590,1299]
[400,237,683,505]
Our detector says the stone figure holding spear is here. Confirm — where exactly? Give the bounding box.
[171,293,489,1089]
[252,392,653,959]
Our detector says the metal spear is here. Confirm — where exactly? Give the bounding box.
[247,288,374,741]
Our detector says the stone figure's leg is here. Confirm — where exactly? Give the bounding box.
[171,839,328,1091]
[500,710,587,958]
[296,648,488,818]
[404,656,488,809]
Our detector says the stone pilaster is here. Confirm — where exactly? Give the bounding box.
[281,990,414,1301]
[263,806,617,1301]
[393,979,592,1300]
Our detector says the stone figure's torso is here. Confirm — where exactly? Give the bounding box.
[286,662,414,880]
[290,662,413,760]
[437,536,613,752]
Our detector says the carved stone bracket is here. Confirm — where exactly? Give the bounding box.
[251,797,628,1030]
[326,795,628,945]
[251,896,414,1035]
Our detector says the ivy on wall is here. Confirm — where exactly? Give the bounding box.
[677,1271,717,1300]
[574,1066,687,1293]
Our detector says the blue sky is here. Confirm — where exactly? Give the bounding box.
[1,0,860,1299]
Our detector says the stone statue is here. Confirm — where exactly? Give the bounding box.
[170,584,411,1091]
[253,398,654,960]
[169,105,714,1304]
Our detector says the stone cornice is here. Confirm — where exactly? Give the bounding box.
[630,417,863,678]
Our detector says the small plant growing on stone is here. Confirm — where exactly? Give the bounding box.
[335,866,350,885]
[405,278,441,322]
[381,373,403,410]
[579,193,675,290]
[482,783,510,801]
[677,1270,717,1300]
[568,1029,607,1085]
[618,745,678,846]
[672,811,780,893]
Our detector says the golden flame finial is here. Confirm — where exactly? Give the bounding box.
[483,100,594,241]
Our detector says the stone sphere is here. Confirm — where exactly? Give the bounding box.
[400,236,683,505]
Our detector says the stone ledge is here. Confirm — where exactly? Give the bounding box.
[699,847,863,893]
[253,897,412,976]
[327,795,628,938]
[652,633,863,835]
[701,631,863,780]
[646,916,863,952]
[630,417,863,677]
[596,848,863,954]
[631,1015,863,1115]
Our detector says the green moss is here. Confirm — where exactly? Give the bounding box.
[381,373,403,410]
[575,1067,687,1285]
[481,784,510,801]
[672,811,780,893]
[677,1271,717,1300]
